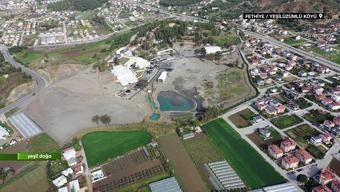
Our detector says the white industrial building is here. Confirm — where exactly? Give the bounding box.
[39,32,65,45]
[204,46,222,55]
[111,65,138,86]
[149,177,182,192]
[158,71,167,82]
[9,113,42,138]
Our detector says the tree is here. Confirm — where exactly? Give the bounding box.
[215,51,222,64]
[100,115,111,125]
[297,174,308,183]
[0,167,14,184]
[91,115,100,125]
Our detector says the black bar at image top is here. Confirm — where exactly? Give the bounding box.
[243,13,325,20]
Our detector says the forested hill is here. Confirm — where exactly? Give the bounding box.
[47,0,108,11]
[159,0,201,6]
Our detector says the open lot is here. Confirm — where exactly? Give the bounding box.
[203,118,285,189]
[158,135,208,192]
[26,69,148,144]
[271,114,303,129]
[82,130,152,167]
[28,133,60,152]
[228,108,255,128]
[285,124,320,147]
[183,135,223,190]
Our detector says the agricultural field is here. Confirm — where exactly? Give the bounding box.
[228,108,255,128]
[271,114,303,129]
[285,124,320,147]
[0,162,49,192]
[28,133,60,153]
[11,30,135,67]
[158,135,208,192]
[307,47,340,64]
[81,131,152,167]
[303,109,334,126]
[306,145,327,159]
[296,97,312,109]
[183,135,223,189]
[203,118,286,189]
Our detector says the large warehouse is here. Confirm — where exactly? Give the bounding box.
[9,113,42,138]
[149,177,182,192]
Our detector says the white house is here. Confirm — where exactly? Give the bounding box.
[53,175,67,188]
[62,147,77,166]
[111,65,138,86]
[0,126,10,140]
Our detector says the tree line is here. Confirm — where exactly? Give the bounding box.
[48,0,108,11]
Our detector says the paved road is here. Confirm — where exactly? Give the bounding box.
[241,30,340,72]
[0,45,47,115]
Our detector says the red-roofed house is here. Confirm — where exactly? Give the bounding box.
[331,102,340,111]
[320,169,334,185]
[321,98,333,106]
[320,133,332,144]
[323,120,335,130]
[268,144,283,159]
[280,138,296,152]
[281,156,299,169]
[276,104,286,114]
[312,186,332,192]
[296,149,313,164]
[331,180,340,192]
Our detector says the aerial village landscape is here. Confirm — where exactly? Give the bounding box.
[0,0,339,192]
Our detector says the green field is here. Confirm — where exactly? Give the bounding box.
[203,118,285,189]
[82,131,152,167]
[285,124,320,146]
[284,38,306,46]
[307,47,340,65]
[271,115,303,129]
[29,133,60,152]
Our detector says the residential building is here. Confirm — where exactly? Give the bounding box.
[62,147,77,166]
[281,156,299,169]
[295,149,313,164]
[312,185,332,192]
[259,127,271,139]
[320,169,334,185]
[268,144,283,159]
[280,138,296,152]
[331,180,340,192]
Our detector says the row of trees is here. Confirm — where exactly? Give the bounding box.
[159,0,201,6]
[48,0,108,11]
[91,114,111,125]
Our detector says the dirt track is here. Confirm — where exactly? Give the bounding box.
[158,135,208,192]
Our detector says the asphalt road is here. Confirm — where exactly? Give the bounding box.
[0,45,47,115]
[241,30,340,72]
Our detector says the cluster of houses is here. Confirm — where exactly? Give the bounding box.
[52,147,85,192]
[255,96,286,116]
[311,169,339,192]
[267,138,314,170]
[66,19,101,43]
[321,116,340,137]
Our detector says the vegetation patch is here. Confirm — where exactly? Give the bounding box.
[271,114,303,129]
[306,145,326,159]
[228,108,255,128]
[28,133,60,153]
[203,118,286,189]
[285,124,320,146]
[82,131,152,167]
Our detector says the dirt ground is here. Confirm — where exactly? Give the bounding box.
[0,142,30,173]
[158,135,207,192]
[247,133,281,150]
[6,82,34,104]
[26,67,148,144]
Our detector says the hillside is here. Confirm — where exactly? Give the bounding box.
[256,0,340,18]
